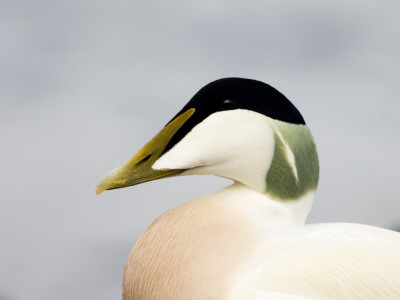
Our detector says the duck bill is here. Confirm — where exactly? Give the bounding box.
[96,108,195,195]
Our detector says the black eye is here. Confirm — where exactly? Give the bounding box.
[219,99,237,110]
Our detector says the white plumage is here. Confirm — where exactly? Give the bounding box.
[97,78,400,300]
[122,184,400,299]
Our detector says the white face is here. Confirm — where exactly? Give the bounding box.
[152,109,276,193]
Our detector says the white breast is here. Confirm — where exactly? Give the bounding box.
[122,183,400,300]
[123,183,309,299]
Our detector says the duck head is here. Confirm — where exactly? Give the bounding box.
[96,78,319,201]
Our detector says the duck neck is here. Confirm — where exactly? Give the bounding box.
[223,120,318,226]
[216,182,315,229]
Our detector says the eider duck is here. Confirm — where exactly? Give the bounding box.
[97,78,400,300]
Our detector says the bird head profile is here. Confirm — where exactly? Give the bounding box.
[96,77,319,202]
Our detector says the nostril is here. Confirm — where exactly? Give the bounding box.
[136,154,152,167]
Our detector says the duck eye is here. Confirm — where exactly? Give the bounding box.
[219,99,237,110]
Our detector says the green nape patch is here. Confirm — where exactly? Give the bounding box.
[266,120,319,200]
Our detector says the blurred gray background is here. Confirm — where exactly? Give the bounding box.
[1,0,399,299]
